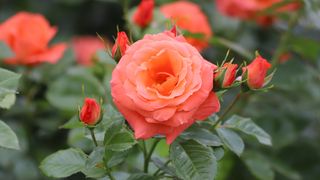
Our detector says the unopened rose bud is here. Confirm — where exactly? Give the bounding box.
[133,0,154,28]
[242,55,271,89]
[111,31,130,61]
[214,62,238,89]
[79,98,101,126]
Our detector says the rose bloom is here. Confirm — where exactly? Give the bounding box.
[79,98,101,126]
[242,55,271,89]
[160,1,212,51]
[215,0,300,26]
[0,12,66,65]
[72,36,105,66]
[111,31,220,144]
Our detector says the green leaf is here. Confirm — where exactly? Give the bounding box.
[216,128,244,156]
[0,68,21,109]
[0,120,20,150]
[224,115,272,146]
[152,157,176,176]
[180,125,222,147]
[40,148,87,178]
[0,41,13,59]
[104,149,129,168]
[241,151,275,180]
[212,147,225,161]
[95,50,116,66]
[60,116,83,129]
[127,173,156,180]
[105,131,136,151]
[170,140,217,180]
[82,147,106,178]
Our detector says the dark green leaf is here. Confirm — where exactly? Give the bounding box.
[0,120,19,150]
[216,128,244,156]
[170,140,217,180]
[180,125,222,147]
[0,68,21,109]
[82,147,106,178]
[105,131,136,151]
[104,149,129,168]
[40,148,87,178]
[212,147,225,161]
[60,116,83,129]
[151,157,176,176]
[224,115,272,146]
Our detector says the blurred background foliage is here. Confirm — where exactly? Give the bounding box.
[0,0,319,180]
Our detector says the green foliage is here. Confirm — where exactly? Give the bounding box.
[216,128,244,156]
[40,148,87,178]
[224,115,272,146]
[170,140,217,180]
[0,68,21,109]
[0,120,20,150]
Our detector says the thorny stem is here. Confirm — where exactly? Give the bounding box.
[144,139,161,173]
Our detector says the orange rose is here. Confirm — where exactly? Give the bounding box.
[110,31,220,144]
[72,36,105,66]
[216,0,300,26]
[242,55,272,89]
[160,1,212,51]
[0,12,66,65]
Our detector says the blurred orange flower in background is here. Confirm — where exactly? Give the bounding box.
[0,12,66,66]
[160,1,212,51]
[72,36,106,66]
[215,0,301,26]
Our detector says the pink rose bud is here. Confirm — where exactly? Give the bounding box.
[79,98,101,126]
[214,62,238,88]
[133,0,154,28]
[242,55,272,89]
[112,31,130,61]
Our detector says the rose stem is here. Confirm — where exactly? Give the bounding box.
[213,93,242,128]
[89,128,98,147]
[144,138,161,173]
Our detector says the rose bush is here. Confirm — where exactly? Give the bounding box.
[111,31,220,144]
[0,12,66,65]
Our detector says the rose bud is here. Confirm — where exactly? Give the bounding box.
[214,62,238,89]
[133,0,154,28]
[112,31,130,61]
[242,55,272,89]
[79,98,102,126]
